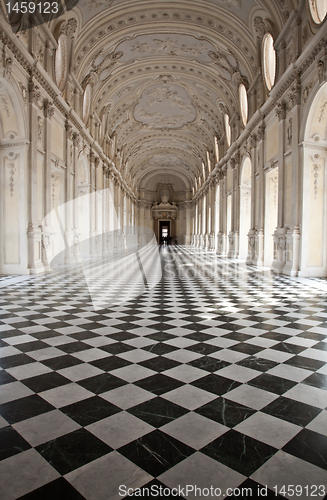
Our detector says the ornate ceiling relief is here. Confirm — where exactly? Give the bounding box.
[133,84,197,129]
[115,34,215,62]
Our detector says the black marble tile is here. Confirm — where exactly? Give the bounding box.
[260,332,290,342]
[14,341,49,353]
[0,353,35,369]
[56,341,92,354]
[188,356,231,372]
[22,372,71,393]
[128,397,188,427]
[18,477,87,499]
[134,374,184,396]
[184,332,216,342]
[312,341,327,352]
[271,342,307,355]
[140,356,180,373]
[229,343,264,355]
[107,331,138,341]
[284,355,325,371]
[0,425,31,461]
[302,372,327,390]
[0,370,17,385]
[78,372,127,393]
[41,355,83,371]
[68,331,99,341]
[143,343,177,356]
[195,397,256,427]
[185,343,222,356]
[248,373,297,395]
[89,356,131,372]
[201,429,277,476]
[0,394,55,424]
[118,430,195,476]
[62,396,121,426]
[222,332,255,342]
[30,331,61,340]
[98,343,135,355]
[262,396,322,427]
[236,356,278,372]
[191,374,241,396]
[297,332,326,341]
[36,428,112,475]
[145,332,177,342]
[283,428,327,470]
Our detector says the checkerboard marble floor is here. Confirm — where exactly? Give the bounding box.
[0,246,327,500]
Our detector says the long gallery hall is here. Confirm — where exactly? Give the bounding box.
[0,0,327,499]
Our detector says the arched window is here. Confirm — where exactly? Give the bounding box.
[308,0,327,23]
[262,33,276,92]
[224,113,231,147]
[215,136,219,162]
[239,84,248,126]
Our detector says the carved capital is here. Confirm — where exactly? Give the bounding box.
[65,121,73,141]
[257,124,265,142]
[72,133,80,148]
[28,81,41,104]
[276,101,286,121]
[43,99,54,119]
[288,83,301,109]
[59,18,77,39]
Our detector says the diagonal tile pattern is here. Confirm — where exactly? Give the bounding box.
[0,246,327,499]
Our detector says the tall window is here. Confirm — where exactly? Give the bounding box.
[309,0,327,23]
[262,33,276,92]
[215,136,219,162]
[239,84,248,126]
[224,113,231,147]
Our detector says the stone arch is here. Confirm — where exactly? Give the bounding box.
[239,155,252,259]
[300,81,327,276]
[0,77,28,274]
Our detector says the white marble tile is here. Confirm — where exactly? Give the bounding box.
[235,412,301,448]
[254,349,294,363]
[306,410,327,436]
[66,451,152,500]
[224,385,278,410]
[117,349,157,363]
[0,449,60,500]
[0,381,34,404]
[299,348,327,362]
[3,334,36,345]
[0,346,21,357]
[27,347,64,361]
[164,349,202,363]
[100,384,155,409]
[266,364,312,382]
[42,336,76,347]
[162,385,216,410]
[124,337,157,348]
[215,364,259,383]
[211,349,248,363]
[163,364,207,383]
[159,452,245,500]
[71,348,111,362]
[13,409,81,446]
[6,362,52,380]
[110,364,156,383]
[40,383,94,408]
[87,411,154,449]
[57,363,104,382]
[161,413,228,449]
[284,383,327,409]
[165,337,197,348]
[251,450,327,500]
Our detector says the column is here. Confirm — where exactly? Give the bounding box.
[27,78,44,274]
[256,123,265,266]
[42,99,54,271]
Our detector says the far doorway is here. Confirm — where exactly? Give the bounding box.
[160,220,171,245]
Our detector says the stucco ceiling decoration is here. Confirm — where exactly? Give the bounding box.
[134,84,197,129]
[115,34,215,63]
[70,0,292,193]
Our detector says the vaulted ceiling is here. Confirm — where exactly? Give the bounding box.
[68,0,298,193]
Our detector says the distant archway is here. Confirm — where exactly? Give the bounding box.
[300,82,327,276]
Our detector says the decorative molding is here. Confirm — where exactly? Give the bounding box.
[8,162,16,196]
